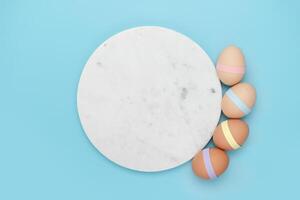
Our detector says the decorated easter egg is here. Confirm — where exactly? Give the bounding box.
[216,45,245,86]
[192,148,229,180]
[222,83,256,118]
[213,119,249,150]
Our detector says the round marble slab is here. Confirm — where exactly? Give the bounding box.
[77,26,221,172]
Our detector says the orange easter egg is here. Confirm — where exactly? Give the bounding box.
[216,45,245,86]
[213,119,249,151]
[222,83,256,118]
[192,148,229,180]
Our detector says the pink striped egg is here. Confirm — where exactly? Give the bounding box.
[216,45,246,86]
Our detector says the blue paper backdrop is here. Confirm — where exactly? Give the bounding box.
[1,0,299,199]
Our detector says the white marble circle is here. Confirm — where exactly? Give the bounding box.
[77,26,221,172]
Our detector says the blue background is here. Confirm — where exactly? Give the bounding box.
[1,0,299,199]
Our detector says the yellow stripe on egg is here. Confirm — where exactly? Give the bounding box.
[221,121,240,150]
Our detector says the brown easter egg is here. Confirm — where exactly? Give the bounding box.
[222,83,256,118]
[216,45,246,86]
[192,148,229,180]
[213,119,249,150]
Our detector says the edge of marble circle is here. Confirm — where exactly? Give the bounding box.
[77,26,222,172]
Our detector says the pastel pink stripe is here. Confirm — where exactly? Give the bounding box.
[217,64,245,74]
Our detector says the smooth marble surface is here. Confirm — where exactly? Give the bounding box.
[77,26,221,172]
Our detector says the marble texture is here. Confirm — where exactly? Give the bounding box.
[77,26,221,172]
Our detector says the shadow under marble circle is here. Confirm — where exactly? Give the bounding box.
[77,26,221,172]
